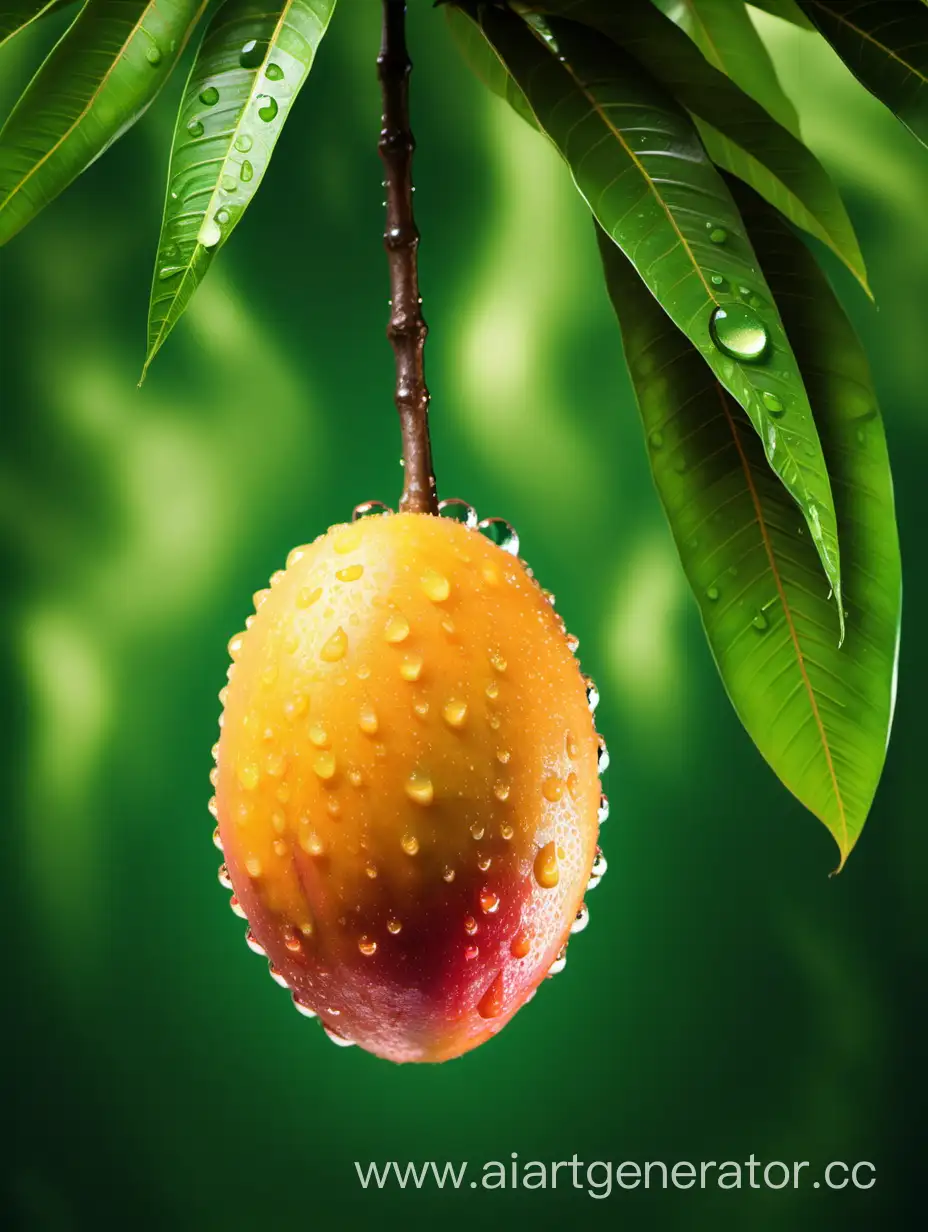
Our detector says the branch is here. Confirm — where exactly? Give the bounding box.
[378,0,438,514]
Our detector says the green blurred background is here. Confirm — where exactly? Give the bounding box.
[2,3,926,1228]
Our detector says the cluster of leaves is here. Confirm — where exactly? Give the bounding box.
[0,0,924,866]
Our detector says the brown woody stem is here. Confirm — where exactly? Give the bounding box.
[378,0,438,515]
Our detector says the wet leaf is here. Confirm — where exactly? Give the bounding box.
[142,0,337,379]
[800,0,928,149]
[651,0,799,132]
[0,0,207,245]
[598,194,900,869]
[475,5,844,622]
[0,0,71,48]
[521,0,868,292]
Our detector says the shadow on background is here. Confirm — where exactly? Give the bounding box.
[1,5,925,1229]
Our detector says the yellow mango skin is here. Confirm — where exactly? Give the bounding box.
[216,512,600,1062]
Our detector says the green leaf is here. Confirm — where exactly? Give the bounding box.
[444,4,537,128]
[597,204,899,869]
[0,1,71,48]
[747,0,815,29]
[650,0,799,133]
[0,0,208,246]
[522,0,868,292]
[142,0,337,379]
[477,5,844,624]
[800,0,928,149]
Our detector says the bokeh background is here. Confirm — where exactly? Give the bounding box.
[2,3,926,1228]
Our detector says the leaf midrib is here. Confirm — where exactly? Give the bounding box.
[806,0,928,80]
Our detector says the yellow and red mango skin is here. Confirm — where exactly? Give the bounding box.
[216,513,600,1062]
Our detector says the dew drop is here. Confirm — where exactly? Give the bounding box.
[186,118,204,138]
[709,305,769,362]
[707,585,720,602]
[533,841,559,889]
[584,676,600,712]
[510,931,531,958]
[399,654,423,682]
[245,927,265,954]
[313,751,336,780]
[199,86,219,106]
[477,517,520,555]
[438,498,477,528]
[215,207,230,225]
[387,917,402,934]
[401,832,420,855]
[543,776,564,803]
[708,225,728,244]
[442,865,456,883]
[308,723,329,748]
[257,94,279,122]
[421,568,450,602]
[198,217,222,248]
[212,826,223,851]
[229,895,246,918]
[239,38,265,69]
[405,774,433,806]
[548,947,567,977]
[649,430,664,450]
[598,793,610,824]
[752,610,770,632]
[320,626,347,662]
[588,847,608,889]
[480,889,500,914]
[597,736,611,774]
[384,613,410,643]
[358,935,377,957]
[147,46,162,66]
[353,500,391,520]
[266,62,284,81]
[762,391,785,417]
[220,174,237,193]
[293,995,317,1018]
[217,863,232,889]
[336,564,364,582]
[297,586,322,608]
[234,133,253,153]
[477,970,505,1019]
[442,699,468,728]
[493,781,510,802]
[358,703,378,735]
[238,763,260,791]
[240,159,253,182]
[323,1026,355,1048]
[571,903,590,934]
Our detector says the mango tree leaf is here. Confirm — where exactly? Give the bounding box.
[523,0,868,292]
[143,0,337,379]
[0,0,208,246]
[476,5,844,624]
[0,0,71,47]
[800,0,928,149]
[444,4,537,127]
[650,0,799,133]
[747,0,814,28]
[597,205,899,868]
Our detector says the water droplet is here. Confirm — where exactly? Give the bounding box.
[649,430,664,449]
[442,699,468,728]
[198,217,222,248]
[442,865,455,883]
[708,225,728,244]
[584,676,600,712]
[320,626,347,662]
[438,498,477,527]
[597,736,610,774]
[240,159,254,182]
[533,841,559,889]
[566,633,580,653]
[238,763,259,791]
[266,62,284,82]
[353,500,391,520]
[245,927,265,954]
[208,795,219,817]
[212,826,224,851]
[229,895,246,918]
[510,931,531,959]
[384,613,410,643]
[548,947,567,977]
[257,95,278,122]
[147,46,162,66]
[490,653,507,673]
[199,86,219,106]
[399,654,423,681]
[710,274,727,289]
[308,723,329,748]
[215,208,230,226]
[752,610,770,632]
[293,995,317,1018]
[313,751,336,780]
[477,970,505,1019]
[387,917,402,934]
[234,134,253,153]
[297,586,322,608]
[358,935,377,957]
[217,863,232,889]
[239,38,264,69]
[477,517,520,555]
[570,903,590,934]
[706,585,720,602]
[762,391,784,417]
[709,305,769,362]
[358,703,378,735]
[542,776,564,803]
[405,774,433,806]
[480,889,500,914]
[421,568,450,601]
[323,1026,355,1048]
[336,564,364,582]
[588,847,608,888]
[493,781,510,802]
[464,944,479,960]
[187,118,204,138]
[597,793,610,824]
[218,174,235,193]
[401,832,420,855]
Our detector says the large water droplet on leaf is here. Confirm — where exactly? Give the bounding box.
[239,39,265,69]
[199,86,219,106]
[187,119,204,138]
[266,63,284,81]
[257,95,278,122]
[709,304,769,362]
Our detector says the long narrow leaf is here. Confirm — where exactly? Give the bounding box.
[476,5,844,625]
[651,0,799,132]
[0,1,71,48]
[142,0,337,378]
[800,0,928,149]
[0,0,207,245]
[747,0,814,28]
[523,0,868,292]
[597,206,899,868]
